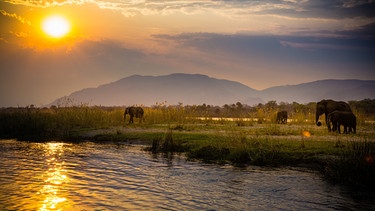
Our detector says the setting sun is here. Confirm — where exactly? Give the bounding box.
[42,15,70,38]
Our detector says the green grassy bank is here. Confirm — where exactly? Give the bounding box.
[84,125,374,189]
[0,105,374,189]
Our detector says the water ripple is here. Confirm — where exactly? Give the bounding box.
[1,140,374,210]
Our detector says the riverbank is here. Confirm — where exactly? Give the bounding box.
[57,124,374,190]
[1,105,374,189]
[2,124,375,189]
[4,139,373,210]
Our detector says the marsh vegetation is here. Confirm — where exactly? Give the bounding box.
[0,99,374,188]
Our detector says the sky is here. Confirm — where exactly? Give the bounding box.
[1,0,374,107]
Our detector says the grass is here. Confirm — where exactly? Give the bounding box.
[0,105,374,189]
[324,140,375,188]
[0,106,124,140]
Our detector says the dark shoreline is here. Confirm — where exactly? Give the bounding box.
[3,129,374,191]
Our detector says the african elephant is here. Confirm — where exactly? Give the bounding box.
[316,99,352,132]
[276,111,288,124]
[124,106,144,124]
[327,111,356,134]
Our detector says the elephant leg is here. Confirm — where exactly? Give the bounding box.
[326,116,331,132]
[129,115,134,123]
[346,123,351,134]
[351,124,356,134]
[346,125,350,133]
[332,121,337,132]
[348,125,354,134]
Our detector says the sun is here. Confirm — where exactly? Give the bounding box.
[42,15,71,38]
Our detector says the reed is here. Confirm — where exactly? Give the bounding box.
[184,128,343,167]
[0,106,124,140]
[1,104,374,189]
[324,139,375,189]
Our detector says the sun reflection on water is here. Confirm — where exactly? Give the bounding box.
[37,143,69,211]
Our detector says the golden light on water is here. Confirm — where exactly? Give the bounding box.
[38,143,69,211]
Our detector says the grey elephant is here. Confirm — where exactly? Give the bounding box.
[124,106,144,124]
[316,99,352,132]
[276,111,287,124]
[327,111,356,134]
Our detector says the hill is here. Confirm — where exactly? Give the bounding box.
[50,74,375,106]
[51,73,261,106]
[259,79,375,103]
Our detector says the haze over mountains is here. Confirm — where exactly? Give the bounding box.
[50,73,375,107]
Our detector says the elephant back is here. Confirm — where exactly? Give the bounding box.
[135,107,144,118]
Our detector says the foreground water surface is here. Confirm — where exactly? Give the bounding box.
[0,139,374,210]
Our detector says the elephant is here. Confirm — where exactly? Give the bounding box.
[276,111,288,124]
[124,106,144,124]
[327,111,356,134]
[316,99,352,132]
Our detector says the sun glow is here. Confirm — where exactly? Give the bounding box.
[42,15,71,38]
[38,143,69,210]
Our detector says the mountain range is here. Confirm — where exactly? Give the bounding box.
[50,73,375,106]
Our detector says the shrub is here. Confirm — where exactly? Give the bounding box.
[324,140,375,189]
[149,129,188,153]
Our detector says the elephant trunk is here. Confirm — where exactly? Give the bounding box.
[124,110,128,122]
[316,110,322,126]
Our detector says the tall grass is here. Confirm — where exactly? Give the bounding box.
[324,140,375,189]
[144,104,188,125]
[2,103,374,189]
[0,106,124,140]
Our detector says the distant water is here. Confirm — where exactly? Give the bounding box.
[0,139,374,210]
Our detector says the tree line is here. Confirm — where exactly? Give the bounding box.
[160,99,375,121]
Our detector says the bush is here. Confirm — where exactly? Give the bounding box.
[188,145,230,163]
[324,140,375,189]
[149,129,188,153]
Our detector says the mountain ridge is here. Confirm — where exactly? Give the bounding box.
[259,79,375,103]
[50,73,375,106]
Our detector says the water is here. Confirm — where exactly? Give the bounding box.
[0,139,374,210]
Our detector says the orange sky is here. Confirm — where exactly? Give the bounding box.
[1,0,374,106]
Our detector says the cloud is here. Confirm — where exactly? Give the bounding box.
[0,40,149,106]
[1,29,374,107]
[0,9,31,25]
[6,0,375,18]
[279,40,365,52]
[1,0,374,107]
[155,30,374,55]
[3,0,374,38]
[152,32,375,82]
[3,0,85,7]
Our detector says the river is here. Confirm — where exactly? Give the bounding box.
[0,139,374,210]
